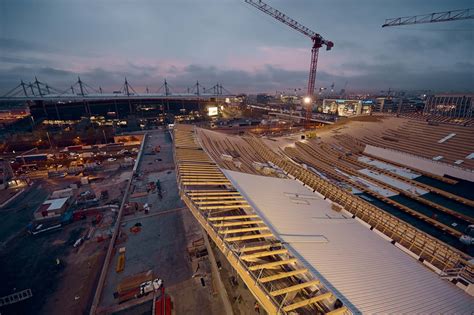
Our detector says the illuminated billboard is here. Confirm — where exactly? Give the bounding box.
[208,106,218,116]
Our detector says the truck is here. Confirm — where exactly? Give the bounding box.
[139,279,162,296]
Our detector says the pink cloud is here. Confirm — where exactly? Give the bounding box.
[223,46,310,72]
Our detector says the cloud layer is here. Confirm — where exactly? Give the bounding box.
[1,0,473,94]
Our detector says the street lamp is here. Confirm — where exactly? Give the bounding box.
[303,96,312,105]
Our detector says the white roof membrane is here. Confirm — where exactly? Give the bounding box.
[358,155,421,179]
[357,168,429,196]
[223,170,474,314]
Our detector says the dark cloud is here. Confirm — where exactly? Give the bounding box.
[386,31,473,52]
[0,38,52,53]
[0,0,473,94]
[0,55,46,65]
[329,61,474,92]
[0,61,472,96]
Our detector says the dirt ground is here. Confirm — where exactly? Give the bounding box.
[0,223,93,315]
[97,129,226,315]
[0,167,132,315]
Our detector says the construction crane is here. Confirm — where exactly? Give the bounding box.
[244,0,333,123]
[382,8,474,27]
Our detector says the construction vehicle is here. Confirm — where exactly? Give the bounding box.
[138,279,162,297]
[116,247,126,273]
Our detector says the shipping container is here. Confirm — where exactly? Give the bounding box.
[117,270,153,294]
[118,287,139,304]
[66,145,83,152]
[16,154,48,163]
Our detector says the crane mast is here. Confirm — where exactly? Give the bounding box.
[244,0,333,104]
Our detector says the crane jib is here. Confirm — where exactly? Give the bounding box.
[244,0,333,100]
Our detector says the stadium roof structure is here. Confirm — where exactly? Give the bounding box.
[223,169,474,314]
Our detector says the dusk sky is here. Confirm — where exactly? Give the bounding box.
[1,0,473,94]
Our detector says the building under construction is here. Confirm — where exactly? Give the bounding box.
[173,119,474,314]
[424,94,473,121]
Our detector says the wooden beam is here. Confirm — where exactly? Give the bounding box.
[213,220,264,227]
[240,249,288,260]
[182,182,230,186]
[248,258,297,271]
[239,243,279,253]
[326,306,349,315]
[179,166,218,169]
[208,214,259,221]
[270,280,320,296]
[178,165,218,168]
[191,196,245,201]
[176,159,212,163]
[181,177,228,181]
[219,226,269,234]
[179,171,223,175]
[259,269,308,283]
[179,191,281,314]
[181,178,229,182]
[187,191,239,195]
[187,191,237,195]
[179,167,220,170]
[200,204,252,210]
[282,292,332,312]
[225,233,273,242]
[181,174,223,178]
[195,200,249,205]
